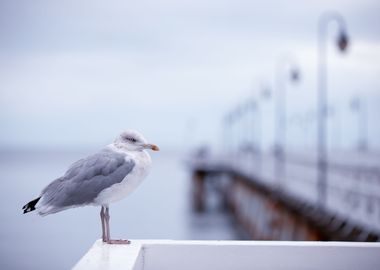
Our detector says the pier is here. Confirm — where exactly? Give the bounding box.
[187,151,380,242]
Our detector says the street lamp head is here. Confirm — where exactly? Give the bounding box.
[337,31,349,52]
[290,68,300,83]
[234,108,240,119]
[237,104,245,116]
[261,87,271,99]
[226,113,233,124]
[224,115,229,124]
[350,97,360,111]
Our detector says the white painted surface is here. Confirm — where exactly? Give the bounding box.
[73,240,380,270]
[73,240,142,270]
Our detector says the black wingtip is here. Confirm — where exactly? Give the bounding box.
[22,197,41,214]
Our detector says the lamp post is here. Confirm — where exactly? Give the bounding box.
[350,96,368,152]
[274,55,301,189]
[240,101,250,154]
[236,104,245,155]
[223,113,232,156]
[230,109,238,157]
[247,99,258,154]
[317,11,350,208]
[229,104,244,161]
[260,83,272,150]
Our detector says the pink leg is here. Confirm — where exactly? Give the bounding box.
[100,206,107,242]
[105,206,131,245]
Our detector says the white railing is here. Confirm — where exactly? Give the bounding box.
[74,240,380,270]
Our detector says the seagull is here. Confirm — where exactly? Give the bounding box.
[22,130,159,244]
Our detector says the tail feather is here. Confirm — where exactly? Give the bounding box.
[22,197,41,214]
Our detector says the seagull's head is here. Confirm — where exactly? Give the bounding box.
[115,130,160,152]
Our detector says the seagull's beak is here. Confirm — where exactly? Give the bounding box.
[144,143,160,151]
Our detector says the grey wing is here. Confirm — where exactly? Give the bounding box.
[38,149,135,215]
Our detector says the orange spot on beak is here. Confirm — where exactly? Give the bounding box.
[145,144,159,151]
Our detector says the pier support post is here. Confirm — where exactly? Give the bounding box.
[192,171,206,212]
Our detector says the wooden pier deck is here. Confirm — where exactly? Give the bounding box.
[186,152,380,242]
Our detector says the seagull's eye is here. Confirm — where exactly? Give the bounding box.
[125,137,137,143]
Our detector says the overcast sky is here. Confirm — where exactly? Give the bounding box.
[0,0,379,151]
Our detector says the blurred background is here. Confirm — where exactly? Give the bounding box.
[0,0,379,269]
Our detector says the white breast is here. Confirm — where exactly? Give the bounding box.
[93,147,152,206]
